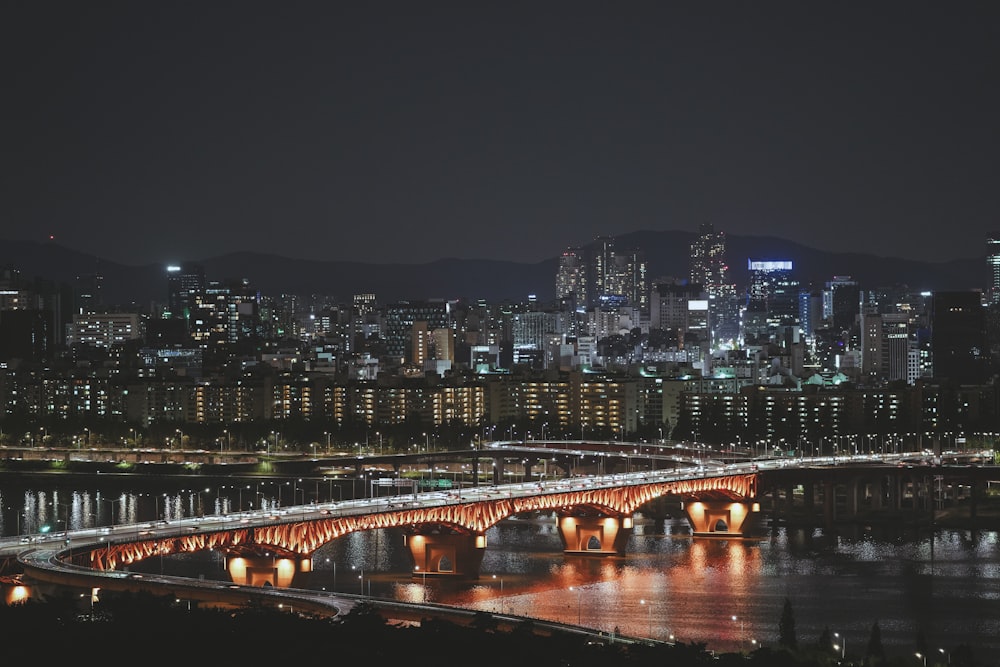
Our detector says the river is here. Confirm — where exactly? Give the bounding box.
[3,477,999,664]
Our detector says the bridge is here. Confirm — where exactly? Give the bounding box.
[1,445,995,622]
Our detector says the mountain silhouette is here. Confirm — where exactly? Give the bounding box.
[0,233,987,307]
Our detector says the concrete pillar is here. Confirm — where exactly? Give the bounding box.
[405,532,487,580]
[226,554,300,588]
[682,501,761,537]
[557,513,633,556]
[492,459,504,485]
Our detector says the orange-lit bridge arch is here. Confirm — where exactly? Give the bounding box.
[86,472,759,582]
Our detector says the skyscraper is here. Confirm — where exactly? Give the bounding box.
[689,222,727,287]
[743,259,797,344]
[555,248,586,304]
[689,223,738,347]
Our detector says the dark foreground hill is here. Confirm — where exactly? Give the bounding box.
[0,593,987,666]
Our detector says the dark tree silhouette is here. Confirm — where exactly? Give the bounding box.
[865,620,886,666]
[778,597,798,651]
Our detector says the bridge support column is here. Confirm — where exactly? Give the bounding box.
[682,500,761,537]
[405,532,487,580]
[225,555,305,588]
[557,513,633,556]
[823,480,836,528]
[846,477,861,517]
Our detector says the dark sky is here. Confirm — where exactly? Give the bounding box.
[3,1,998,266]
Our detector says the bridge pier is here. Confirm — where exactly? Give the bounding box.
[405,532,487,580]
[225,555,310,588]
[682,500,760,537]
[557,513,633,556]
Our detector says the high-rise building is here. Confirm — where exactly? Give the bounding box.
[689,223,738,348]
[988,235,1000,305]
[824,276,861,335]
[585,236,616,308]
[689,222,727,287]
[930,290,989,383]
[743,260,797,344]
[166,263,206,324]
[384,300,452,365]
[555,248,587,305]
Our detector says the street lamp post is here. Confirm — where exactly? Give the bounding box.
[834,632,846,660]
[640,599,653,639]
[569,586,583,625]
[732,615,745,651]
[353,565,364,594]
[492,574,504,614]
[415,566,427,602]
[916,653,927,667]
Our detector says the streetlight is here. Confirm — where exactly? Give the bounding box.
[569,586,583,625]
[732,615,744,651]
[492,574,504,614]
[640,599,653,639]
[939,648,950,665]
[916,652,926,667]
[833,632,846,660]
[415,566,427,602]
[353,565,364,594]
[325,431,331,454]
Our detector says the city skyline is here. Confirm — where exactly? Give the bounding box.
[3,2,997,267]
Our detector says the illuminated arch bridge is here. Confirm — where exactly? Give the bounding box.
[83,472,759,582]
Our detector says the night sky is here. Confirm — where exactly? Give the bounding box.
[3,1,997,266]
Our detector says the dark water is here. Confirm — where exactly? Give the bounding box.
[4,482,1000,664]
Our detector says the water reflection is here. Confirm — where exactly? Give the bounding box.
[5,485,1000,662]
[300,512,1000,662]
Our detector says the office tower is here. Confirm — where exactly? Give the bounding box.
[689,223,739,348]
[67,312,142,348]
[649,280,708,335]
[988,235,1000,305]
[166,263,206,323]
[824,276,861,335]
[384,299,452,365]
[350,293,378,352]
[930,290,989,383]
[798,289,823,337]
[198,278,260,345]
[743,259,797,344]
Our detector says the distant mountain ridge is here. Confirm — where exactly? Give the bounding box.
[0,233,987,307]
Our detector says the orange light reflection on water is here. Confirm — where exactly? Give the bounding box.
[442,536,764,651]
